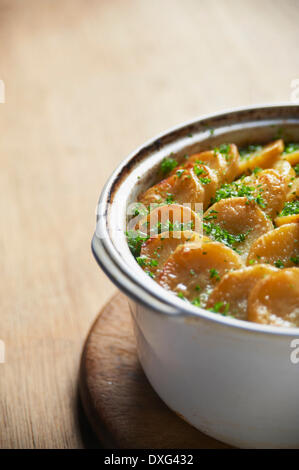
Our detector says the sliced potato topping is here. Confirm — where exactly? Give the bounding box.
[275,214,299,226]
[274,159,296,183]
[178,150,227,180]
[237,139,284,176]
[129,138,299,327]
[136,203,202,237]
[222,144,240,183]
[175,144,239,184]
[248,268,299,327]
[203,197,273,260]
[206,265,277,320]
[139,169,204,209]
[190,163,218,209]
[158,241,243,306]
[254,168,288,218]
[247,223,299,268]
[211,168,289,220]
[283,149,299,166]
[139,231,207,276]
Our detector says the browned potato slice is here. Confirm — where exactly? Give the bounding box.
[248,268,299,327]
[178,150,227,180]
[247,223,299,268]
[136,203,202,236]
[174,144,239,183]
[222,143,240,183]
[274,159,296,183]
[275,214,299,226]
[283,150,299,166]
[158,241,243,306]
[214,164,290,219]
[172,163,219,209]
[140,231,209,276]
[237,139,284,176]
[189,163,219,209]
[206,265,277,321]
[286,178,299,201]
[255,169,288,218]
[139,168,205,209]
[203,197,273,260]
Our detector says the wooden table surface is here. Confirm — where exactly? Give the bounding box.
[0,0,298,449]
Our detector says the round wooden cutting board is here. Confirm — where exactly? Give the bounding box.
[79,293,229,449]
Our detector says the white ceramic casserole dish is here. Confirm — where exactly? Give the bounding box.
[92,104,299,448]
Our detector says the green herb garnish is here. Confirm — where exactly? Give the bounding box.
[203,210,218,221]
[210,268,220,281]
[146,271,155,279]
[193,165,205,176]
[208,301,230,315]
[191,297,201,307]
[204,222,250,250]
[214,144,231,161]
[239,144,262,160]
[130,202,148,217]
[176,169,185,178]
[279,200,299,217]
[126,230,149,257]
[136,256,148,267]
[151,219,194,235]
[136,256,158,269]
[200,177,211,185]
[213,180,266,208]
[165,193,174,204]
[161,157,178,175]
[283,143,299,155]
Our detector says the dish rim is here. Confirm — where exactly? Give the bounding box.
[92,102,299,337]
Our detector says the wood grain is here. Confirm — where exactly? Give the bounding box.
[0,0,298,448]
[80,293,229,449]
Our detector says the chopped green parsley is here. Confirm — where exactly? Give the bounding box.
[161,157,177,175]
[279,200,299,217]
[130,202,148,217]
[176,169,185,178]
[126,230,149,257]
[204,222,250,250]
[191,297,201,307]
[239,144,262,160]
[214,144,231,161]
[165,193,175,204]
[193,165,206,176]
[213,180,266,208]
[150,219,195,235]
[136,256,158,270]
[208,301,230,315]
[290,256,299,265]
[200,177,211,185]
[283,143,299,155]
[210,268,220,281]
[203,210,218,221]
